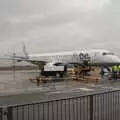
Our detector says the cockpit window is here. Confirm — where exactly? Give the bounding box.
[102,52,114,56]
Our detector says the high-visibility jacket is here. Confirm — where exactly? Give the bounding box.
[118,65,120,72]
[112,65,118,72]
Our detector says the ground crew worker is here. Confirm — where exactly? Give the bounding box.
[112,65,118,80]
[100,66,105,79]
[117,65,120,78]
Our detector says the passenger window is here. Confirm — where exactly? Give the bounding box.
[102,52,114,55]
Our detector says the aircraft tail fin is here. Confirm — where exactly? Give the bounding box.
[22,41,29,59]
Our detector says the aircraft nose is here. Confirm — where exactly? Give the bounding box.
[113,56,120,62]
[108,56,120,63]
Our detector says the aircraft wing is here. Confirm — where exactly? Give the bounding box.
[7,55,47,68]
[6,53,69,67]
[25,59,46,67]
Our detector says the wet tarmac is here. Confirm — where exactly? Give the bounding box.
[0,70,120,120]
[0,70,120,106]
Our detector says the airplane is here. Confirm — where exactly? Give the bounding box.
[8,45,120,77]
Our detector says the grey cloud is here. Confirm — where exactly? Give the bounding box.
[0,0,120,57]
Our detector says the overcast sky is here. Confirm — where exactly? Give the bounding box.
[0,0,120,58]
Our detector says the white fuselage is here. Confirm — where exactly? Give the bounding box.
[29,49,120,66]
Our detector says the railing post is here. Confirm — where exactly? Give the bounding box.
[0,107,2,120]
[90,95,93,120]
[7,107,12,120]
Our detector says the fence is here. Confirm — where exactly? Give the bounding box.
[0,89,120,120]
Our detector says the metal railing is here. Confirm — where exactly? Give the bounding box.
[1,89,120,120]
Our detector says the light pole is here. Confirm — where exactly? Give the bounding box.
[12,52,16,81]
